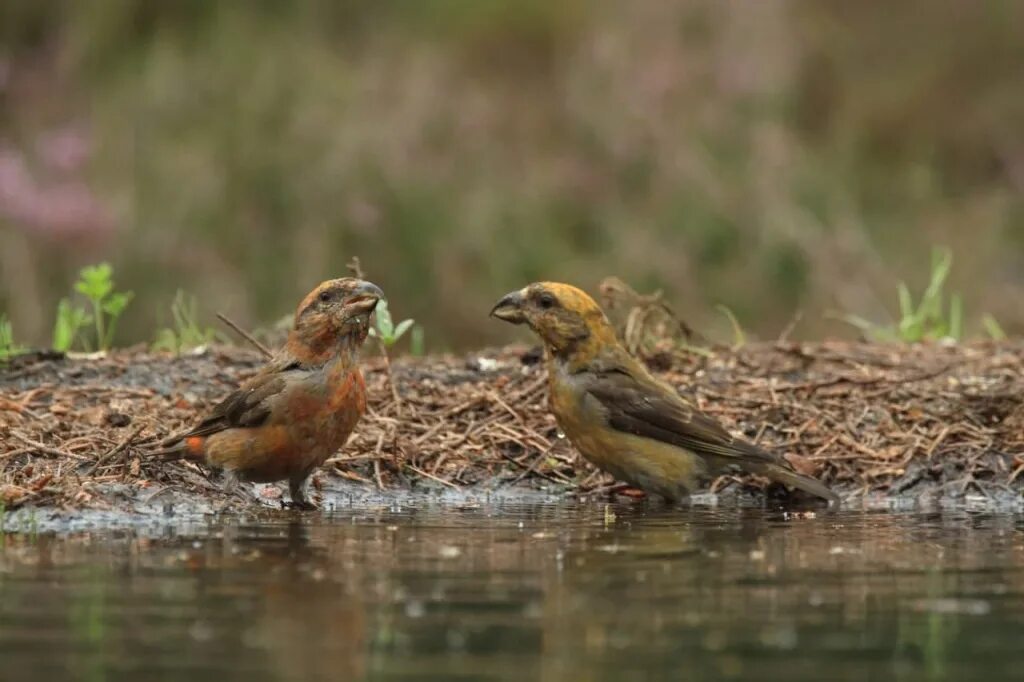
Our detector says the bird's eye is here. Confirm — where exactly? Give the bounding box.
[318,291,332,303]
[538,294,556,310]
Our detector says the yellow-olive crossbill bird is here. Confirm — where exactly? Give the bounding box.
[156,278,383,509]
[490,282,839,506]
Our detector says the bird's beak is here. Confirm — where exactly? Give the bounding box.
[490,289,527,324]
[344,281,384,315]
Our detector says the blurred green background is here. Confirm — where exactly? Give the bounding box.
[1,0,1022,351]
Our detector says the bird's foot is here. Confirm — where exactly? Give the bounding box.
[281,497,319,511]
[580,482,647,500]
[616,486,647,499]
[602,483,646,499]
[286,476,319,511]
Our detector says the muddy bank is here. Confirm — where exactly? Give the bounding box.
[2,341,1024,515]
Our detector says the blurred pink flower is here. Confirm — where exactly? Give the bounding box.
[37,126,92,174]
[0,135,114,241]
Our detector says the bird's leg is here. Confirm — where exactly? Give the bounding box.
[219,471,259,507]
[221,470,240,493]
[214,471,262,507]
[284,474,319,511]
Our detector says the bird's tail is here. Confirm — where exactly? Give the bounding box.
[148,436,205,461]
[749,462,840,507]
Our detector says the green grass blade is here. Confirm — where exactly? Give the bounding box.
[982,314,1006,341]
[716,305,746,349]
[948,293,962,340]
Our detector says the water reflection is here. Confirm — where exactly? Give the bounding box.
[1,505,1022,681]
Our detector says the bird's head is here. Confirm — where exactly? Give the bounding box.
[490,282,618,359]
[290,278,383,362]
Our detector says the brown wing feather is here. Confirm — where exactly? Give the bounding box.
[580,357,839,504]
[180,358,298,439]
[583,366,777,466]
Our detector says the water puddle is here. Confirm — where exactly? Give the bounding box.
[1,502,1022,681]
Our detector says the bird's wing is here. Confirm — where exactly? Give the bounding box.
[180,357,302,439]
[582,362,777,466]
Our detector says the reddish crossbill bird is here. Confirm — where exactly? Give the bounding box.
[157,278,383,510]
[490,282,839,506]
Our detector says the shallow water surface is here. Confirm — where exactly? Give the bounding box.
[1,503,1023,681]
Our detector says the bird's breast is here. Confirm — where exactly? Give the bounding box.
[546,364,702,499]
[320,367,366,446]
[548,370,610,458]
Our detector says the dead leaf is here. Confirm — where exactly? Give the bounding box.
[784,452,819,477]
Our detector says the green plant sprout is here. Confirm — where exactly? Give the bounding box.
[982,314,1006,341]
[52,298,92,352]
[843,248,968,343]
[0,314,25,361]
[366,298,416,415]
[74,263,133,351]
[369,299,415,348]
[153,290,219,353]
[716,304,746,350]
[410,324,426,357]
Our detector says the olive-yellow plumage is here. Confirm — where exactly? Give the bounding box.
[491,282,838,506]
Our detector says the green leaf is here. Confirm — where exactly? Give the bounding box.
[0,314,23,360]
[410,324,425,356]
[930,247,953,288]
[897,317,917,342]
[897,282,914,322]
[948,294,962,341]
[101,291,134,316]
[842,246,973,344]
[162,289,215,349]
[393,319,414,342]
[52,298,90,352]
[374,300,394,338]
[75,263,114,302]
[921,248,952,318]
[152,328,179,353]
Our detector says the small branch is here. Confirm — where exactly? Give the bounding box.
[496,449,567,485]
[777,310,803,344]
[377,340,404,416]
[346,256,366,279]
[85,423,146,476]
[10,432,91,461]
[216,312,273,359]
[405,463,460,489]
